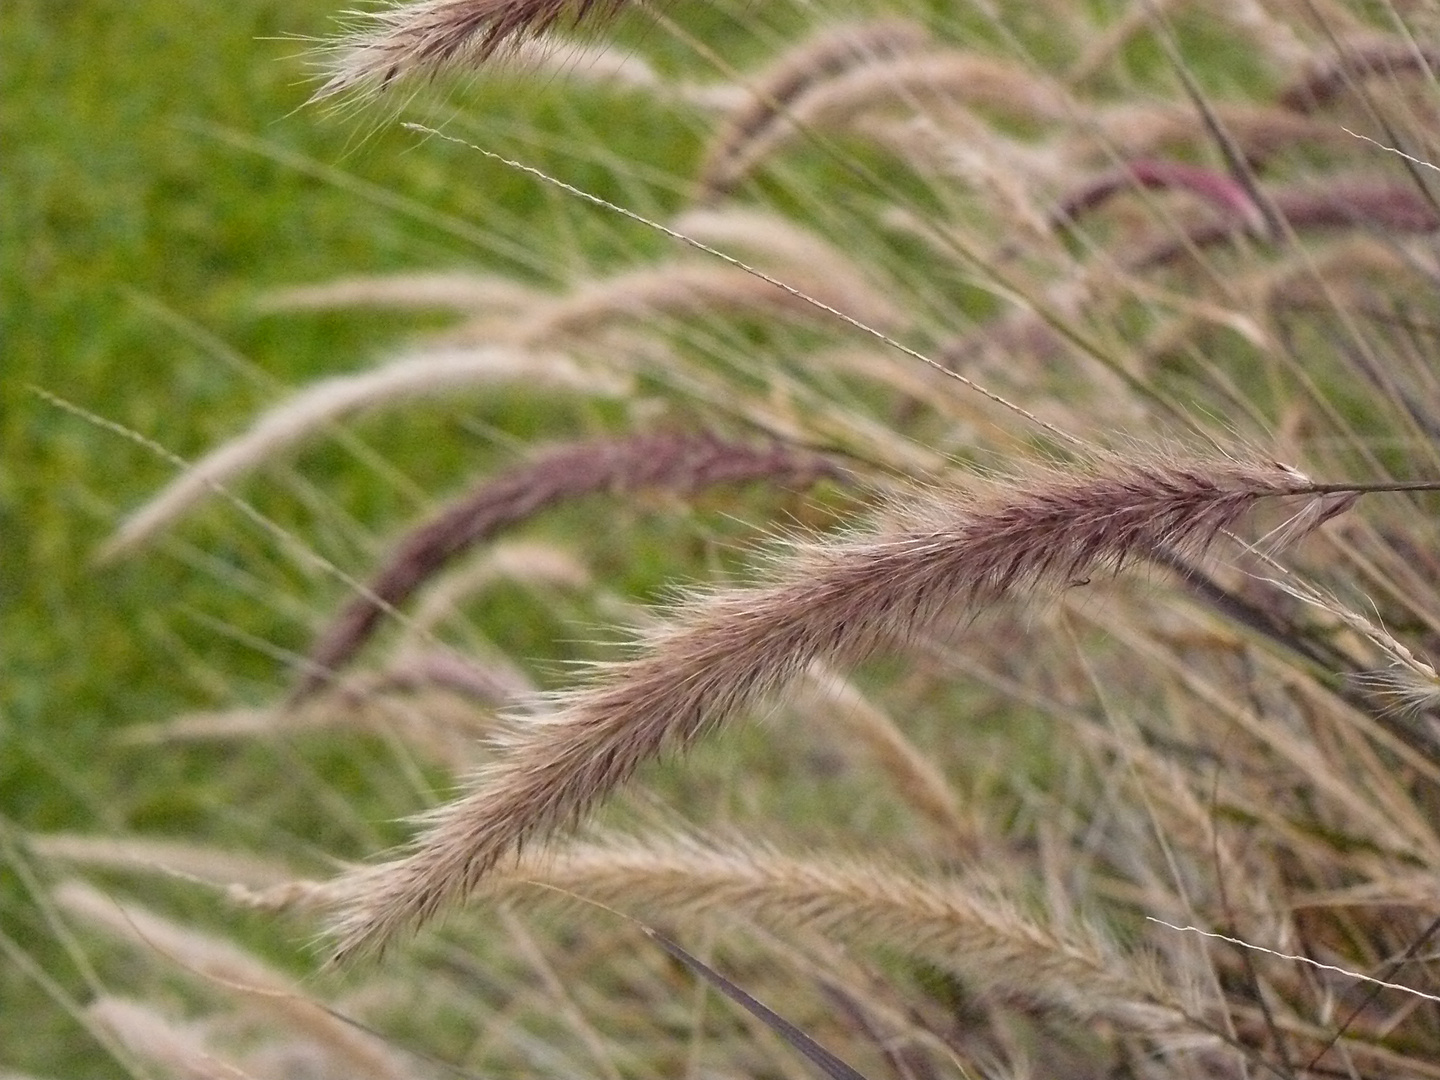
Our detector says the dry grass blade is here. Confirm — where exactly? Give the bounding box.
[324,455,1327,961]
[639,927,874,1080]
[314,0,634,99]
[294,429,847,698]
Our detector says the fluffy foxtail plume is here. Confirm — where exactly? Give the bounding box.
[1278,39,1440,113]
[1051,159,1268,237]
[258,272,541,314]
[501,260,901,344]
[1071,103,1352,168]
[314,0,635,99]
[696,50,1071,203]
[325,455,1332,961]
[495,835,1192,1033]
[295,430,848,698]
[99,347,616,561]
[1131,178,1440,270]
[694,18,930,203]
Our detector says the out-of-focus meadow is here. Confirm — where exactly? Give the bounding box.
[7,1,1440,1077]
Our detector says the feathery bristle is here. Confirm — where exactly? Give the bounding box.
[324,456,1322,960]
[100,348,617,561]
[294,430,847,698]
[491,834,1193,1033]
[314,0,634,99]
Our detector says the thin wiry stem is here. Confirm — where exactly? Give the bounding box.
[324,455,1345,961]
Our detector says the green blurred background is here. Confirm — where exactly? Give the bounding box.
[1,2,829,1069]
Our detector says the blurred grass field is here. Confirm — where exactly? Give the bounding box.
[2,3,819,1070]
[1,0,705,812]
[0,0,661,1069]
[7,1,1440,1076]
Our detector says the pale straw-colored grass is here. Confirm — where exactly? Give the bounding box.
[30,834,298,891]
[696,50,1074,202]
[258,271,541,314]
[486,258,903,347]
[57,882,410,1080]
[88,997,258,1080]
[100,347,621,560]
[494,834,1197,1035]
[116,687,501,770]
[77,1,1440,1074]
